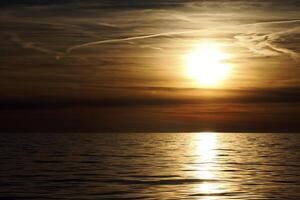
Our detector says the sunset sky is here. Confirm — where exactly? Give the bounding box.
[1,0,300,132]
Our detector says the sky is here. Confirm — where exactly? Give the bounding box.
[0,0,300,133]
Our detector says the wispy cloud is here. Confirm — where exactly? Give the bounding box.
[235,20,300,59]
[7,32,64,58]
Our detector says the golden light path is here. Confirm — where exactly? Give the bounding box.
[194,132,219,200]
[185,43,231,87]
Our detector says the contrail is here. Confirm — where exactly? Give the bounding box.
[67,18,300,53]
[67,30,201,53]
[244,19,300,26]
[8,33,64,56]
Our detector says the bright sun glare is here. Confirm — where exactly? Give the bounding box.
[185,43,231,87]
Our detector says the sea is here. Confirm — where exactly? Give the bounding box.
[0,132,300,199]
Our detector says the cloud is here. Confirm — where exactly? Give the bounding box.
[6,32,64,57]
[235,20,300,58]
[2,86,300,111]
[67,17,300,56]
[3,0,300,60]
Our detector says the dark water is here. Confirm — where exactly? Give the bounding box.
[0,133,300,200]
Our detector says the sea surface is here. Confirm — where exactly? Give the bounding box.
[0,132,300,199]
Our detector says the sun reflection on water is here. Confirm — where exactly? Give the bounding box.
[197,132,217,161]
[194,132,219,199]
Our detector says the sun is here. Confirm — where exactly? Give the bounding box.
[185,42,231,87]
